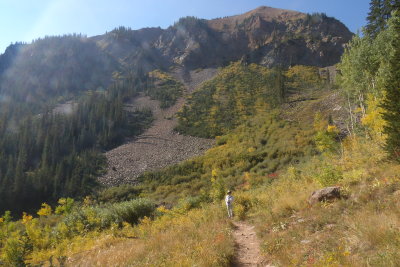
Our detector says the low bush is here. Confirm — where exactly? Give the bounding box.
[97,185,140,203]
[63,198,156,232]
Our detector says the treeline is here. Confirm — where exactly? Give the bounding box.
[338,3,400,157]
[0,73,152,215]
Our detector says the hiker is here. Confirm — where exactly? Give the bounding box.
[225,190,234,218]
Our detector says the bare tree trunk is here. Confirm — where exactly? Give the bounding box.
[358,92,366,118]
[347,94,354,135]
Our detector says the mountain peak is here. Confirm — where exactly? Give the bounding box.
[246,5,304,17]
[208,6,306,32]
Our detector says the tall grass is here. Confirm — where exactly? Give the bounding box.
[66,204,234,267]
[243,136,400,266]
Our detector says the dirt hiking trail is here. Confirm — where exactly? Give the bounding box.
[232,221,273,267]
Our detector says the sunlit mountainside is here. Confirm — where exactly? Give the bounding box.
[0,6,351,104]
[1,3,400,266]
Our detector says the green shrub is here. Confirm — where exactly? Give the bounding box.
[231,192,253,220]
[216,135,228,145]
[63,198,156,234]
[2,236,28,267]
[111,199,156,225]
[315,164,343,186]
[97,185,139,203]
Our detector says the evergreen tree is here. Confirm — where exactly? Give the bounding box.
[381,11,400,158]
[366,0,384,38]
[366,0,400,38]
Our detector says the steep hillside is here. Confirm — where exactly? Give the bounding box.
[99,68,216,186]
[0,6,352,105]
[0,35,118,104]
[157,7,352,69]
[176,62,327,138]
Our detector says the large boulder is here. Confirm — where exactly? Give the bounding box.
[308,186,341,205]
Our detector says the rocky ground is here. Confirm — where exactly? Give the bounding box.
[98,68,218,186]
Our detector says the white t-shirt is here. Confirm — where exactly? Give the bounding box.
[225,195,234,206]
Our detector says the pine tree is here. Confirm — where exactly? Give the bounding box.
[381,11,400,158]
[366,0,385,38]
[366,0,400,38]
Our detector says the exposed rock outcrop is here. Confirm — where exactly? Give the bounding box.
[308,186,341,205]
[156,6,353,69]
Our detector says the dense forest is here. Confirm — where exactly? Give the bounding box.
[0,35,118,104]
[0,69,154,215]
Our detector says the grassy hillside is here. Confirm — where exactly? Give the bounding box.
[137,111,316,204]
[3,129,399,266]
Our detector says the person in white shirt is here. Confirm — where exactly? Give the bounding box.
[225,190,234,218]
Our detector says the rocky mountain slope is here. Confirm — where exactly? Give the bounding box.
[0,6,352,102]
[99,67,218,186]
[157,6,352,69]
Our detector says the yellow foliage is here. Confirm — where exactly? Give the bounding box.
[361,94,386,141]
[37,203,52,217]
[22,212,33,224]
[148,69,171,80]
[62,205,234,266]
[247,147,256,153]
[327,124,339,134]
[139,216,152,226]
[156,205,169,214]
[234,204,246,220]
[242,172,251,190]
[25,218,53,250]
[85,208,101,230]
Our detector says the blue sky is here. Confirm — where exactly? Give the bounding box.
[0,0,370,54]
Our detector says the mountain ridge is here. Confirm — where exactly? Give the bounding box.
[0,6,352,103]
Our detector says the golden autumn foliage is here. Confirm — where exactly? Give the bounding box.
[361,93,386,141]
[21,213,33,224]
[37,203,52,217]
[176,62,284,137]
